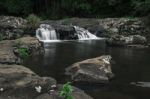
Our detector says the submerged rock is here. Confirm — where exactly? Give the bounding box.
[65,55,114,83]
[53,25,77,40]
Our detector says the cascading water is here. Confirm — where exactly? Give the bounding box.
[74,26,99,40]
[36,24,58,42]
[36,24,99,42]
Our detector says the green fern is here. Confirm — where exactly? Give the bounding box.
[16,48,29,59]
[59,82,73,99]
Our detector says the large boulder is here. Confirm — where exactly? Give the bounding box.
[0,37,43,64]
[65,55,114,83]
[106,35,147,47]
[14,36,44,55]
[0,64,56,99]
[0,16,27,40]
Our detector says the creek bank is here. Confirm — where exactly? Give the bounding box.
[66,55,114,83]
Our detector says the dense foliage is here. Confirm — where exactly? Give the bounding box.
[0,0,149,19]
[26,14,41,28]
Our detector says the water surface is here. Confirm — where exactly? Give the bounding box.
[24,40,150,99]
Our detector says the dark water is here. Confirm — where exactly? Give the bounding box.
[24,40,150,99]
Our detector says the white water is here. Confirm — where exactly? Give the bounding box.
[36,24,59,42]
[36,24,99,42]
[74,26,99,40]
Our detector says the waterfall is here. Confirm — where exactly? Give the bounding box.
[36,24,58,42]
[36,24,99,42]
[74,26,99,40]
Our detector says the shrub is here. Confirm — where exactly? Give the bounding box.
[16,48,29,59]
[59,82,73,99]
[26,14,41,28]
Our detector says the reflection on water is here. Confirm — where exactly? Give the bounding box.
[24,40,150,99]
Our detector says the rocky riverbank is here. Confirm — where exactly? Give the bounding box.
[0,16,150,47]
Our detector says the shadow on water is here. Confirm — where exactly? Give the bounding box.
[24,40,150,99]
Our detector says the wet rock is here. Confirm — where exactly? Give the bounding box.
[106,35,147,47]
[53,25,77,40]
[65,55,114,83]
